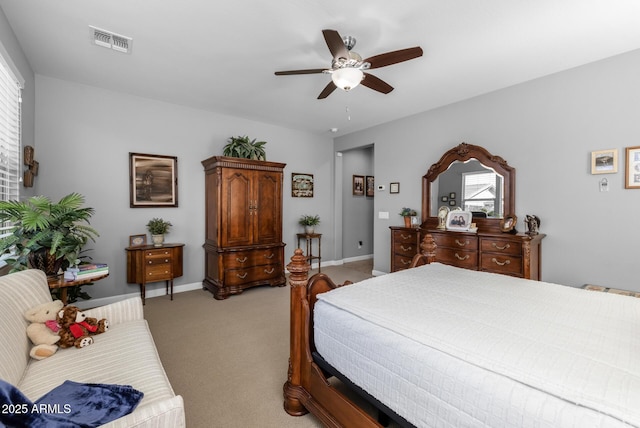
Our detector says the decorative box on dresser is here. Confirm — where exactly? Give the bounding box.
[201,156,286,300]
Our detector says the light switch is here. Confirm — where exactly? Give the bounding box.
[379,211,389,219]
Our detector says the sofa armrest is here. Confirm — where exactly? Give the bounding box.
[101,395,185,428]
[83,297,144,325]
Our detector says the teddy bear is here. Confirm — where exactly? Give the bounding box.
[23,300,65,360]
[56,305,109,349]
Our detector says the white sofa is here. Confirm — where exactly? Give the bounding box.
[0,269,185,427]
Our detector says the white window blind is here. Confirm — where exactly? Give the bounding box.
[0,57,22,239]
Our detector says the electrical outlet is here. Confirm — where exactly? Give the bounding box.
[358,240,363,249]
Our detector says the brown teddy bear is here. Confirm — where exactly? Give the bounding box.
[23,300,64,360]
[56,305,109,349]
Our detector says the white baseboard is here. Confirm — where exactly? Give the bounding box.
[73,281,203,309]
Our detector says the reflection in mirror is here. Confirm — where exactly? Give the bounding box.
[429,159,504,218]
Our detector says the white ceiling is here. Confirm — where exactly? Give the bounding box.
[2,0,640,137]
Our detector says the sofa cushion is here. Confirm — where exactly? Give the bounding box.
[0,270,52,386]
[19,319,176,410]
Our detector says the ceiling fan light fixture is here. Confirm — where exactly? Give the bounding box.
[331,68,363,91]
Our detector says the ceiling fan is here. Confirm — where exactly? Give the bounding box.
[275,29,423,99]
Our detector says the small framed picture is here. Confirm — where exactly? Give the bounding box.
[390,182,400,194]
[448,200,456,206]
[129,234,147,247]
[625,146,640,189]
[353,175,364,196]
[449,192,456,199]
[591,149,618,174]
[292,172,314,197]
[366,176,375,197]
[446,211,472,231]
[500,215,518,233]
[440,196,448,202]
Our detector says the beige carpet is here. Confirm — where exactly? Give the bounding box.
[143,260,374,428]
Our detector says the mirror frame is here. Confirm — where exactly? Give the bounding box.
[421,143,515,232]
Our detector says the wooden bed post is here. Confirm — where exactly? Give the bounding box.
[283,248,311,416]
[409,233,437,268]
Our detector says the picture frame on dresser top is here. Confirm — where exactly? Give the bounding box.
[624,146,640,189]
[129,234,147,247]
[446,211,471,231]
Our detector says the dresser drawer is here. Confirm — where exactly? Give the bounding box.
[223,248,282,268]
[392,229,419,243]
[436,248,478,269]
[393,241,418,257]
[224,264,283,286]
[432,233,478,250]
[144,248,173,259]
[393,254,415,271]
[480,238,522,256]
[480,254,523,276]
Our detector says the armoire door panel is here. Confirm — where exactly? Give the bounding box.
[222,170,253,246]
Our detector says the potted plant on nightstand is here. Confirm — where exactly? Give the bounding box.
[146,218,172,247]
[298,214,320,234]
[0,192,99,274]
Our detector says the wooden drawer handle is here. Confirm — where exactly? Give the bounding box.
[264,268,275,274]
[455,239,467,247]
[265,253,275,259]
[236,257,248,263]
[492,258,511,266]
[236,272,248,279]
[400,245,412,252]
[492,243,511,251]
[400,234,412,239]
[455,253,469,261]
[148,271,169,275]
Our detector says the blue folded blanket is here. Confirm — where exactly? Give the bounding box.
[0,379,143,427]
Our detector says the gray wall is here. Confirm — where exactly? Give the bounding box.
[336,48,640,291]
[33,75,336,300]
[340,146,374,259]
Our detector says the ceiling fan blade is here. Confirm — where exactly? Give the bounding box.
[361,73,394,94]
[322,29,349,60]
[275,68,326,76]
[317,81,337,99]
[365,47,423,69]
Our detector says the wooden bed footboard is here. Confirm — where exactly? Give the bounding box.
[283,235,437,427]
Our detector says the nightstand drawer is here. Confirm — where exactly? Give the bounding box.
[145,264,173,280]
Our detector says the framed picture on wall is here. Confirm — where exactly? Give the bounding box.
[353,175,364,196]
[591,149,618,174]
[390,182,399,194]
[129,152,178,207]
[625,146,640,189]
[366,176,375,197]
[292,172,314,197]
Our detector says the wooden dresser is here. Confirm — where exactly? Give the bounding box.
[201,156,286,299]
[390,228,545,280]
[126,243,184,304]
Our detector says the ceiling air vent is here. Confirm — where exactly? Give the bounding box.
[89,25,133,54]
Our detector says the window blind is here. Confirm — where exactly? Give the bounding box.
[0,57,22,239]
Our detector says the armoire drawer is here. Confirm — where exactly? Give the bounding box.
[224,264,283,286]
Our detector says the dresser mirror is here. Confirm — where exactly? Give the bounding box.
[421,143,515,232]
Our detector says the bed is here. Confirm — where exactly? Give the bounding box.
[283,237,640,427]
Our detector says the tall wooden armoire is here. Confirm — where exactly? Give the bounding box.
[202,156,286,299]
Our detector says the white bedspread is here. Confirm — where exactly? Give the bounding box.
[315,263,640,427]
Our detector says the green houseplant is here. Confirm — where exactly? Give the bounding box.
[223,135,267,160]
[298,214,320,234]
[146,218,172,247]
[0,193,99,274]
[399,207,417,228]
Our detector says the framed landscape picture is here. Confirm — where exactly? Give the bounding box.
[591,149,618,174]
[129,152,178,207]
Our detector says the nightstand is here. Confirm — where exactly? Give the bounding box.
[125,243,184,304]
